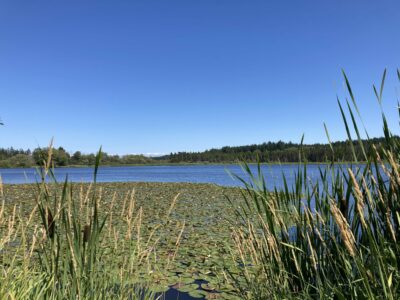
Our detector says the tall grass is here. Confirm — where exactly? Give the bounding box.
[2,70,400,299]
[0,144,181,299]
[229,70,400,299]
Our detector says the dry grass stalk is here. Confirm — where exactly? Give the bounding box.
[120,190,129,218]
[291,248,301,275]
[84,183,93,206]
[127,189,136,218]
[166,193,180,219]
[144,224,162,250]
[8,205,17,237]
[348,169,367,229]
[247,221,261,265]
[387,151,400,186]
[0,198,4,223]
[97,187,103,209]
[79,183,84,209]
[27,204,38,227]
[29,225,39,258]
[171,220,185,262]
[136,207,143,254]
[125,189,136,240]
[303,204,314,227]
[386,210,396,242]
[231,228,252,279]
[374,146,392,178]
[0,176,3,198]
[143,236,160,265]
[330,199,357,257]
[375,146,398,192]
[45,139,53,172]
[306,232,317,272]
[66,230,81,297]
[0,206,16,249]
[113,227,118,250]
[362,177,375,210]
[257,214,280,263]
[232,229,246,258]
[377,188,385,205]
[108,192,117,238]
[315,211,326,226]
[86,192,91,225]
[314,226,325,244]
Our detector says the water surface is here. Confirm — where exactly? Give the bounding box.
[0,164,343,189]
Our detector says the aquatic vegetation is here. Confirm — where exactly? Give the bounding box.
[2,70,399,299]
[228,70,400,299]
[0,147,245,299]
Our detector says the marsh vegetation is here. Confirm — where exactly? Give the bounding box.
[1,70,400,299]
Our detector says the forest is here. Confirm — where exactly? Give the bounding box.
[0,137,389,168]
[0,147,154,168]
[164,137,389,163]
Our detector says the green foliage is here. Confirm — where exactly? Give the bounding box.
[228,69,400,299]
[34,149,110,297]
[166,137,391,163]
[71,150,82,163]
[0,147,156,168]
[0,147,146,167]
[0,154,34,167]
[1,137,392,169]
[0,148,33,167]
[32,147,71,167]
[0,181,246,299]
[2,69,399,299]
[0,148,155,299]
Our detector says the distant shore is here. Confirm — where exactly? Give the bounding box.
[0,161,364,169]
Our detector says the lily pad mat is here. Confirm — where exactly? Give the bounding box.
[1,182,246,298]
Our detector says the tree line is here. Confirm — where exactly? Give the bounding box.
[164,137,391,163]
[0,137,391,168]
[0,147,154,168]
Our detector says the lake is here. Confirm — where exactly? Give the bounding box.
[0,163,345,189]
[0,163,368,300]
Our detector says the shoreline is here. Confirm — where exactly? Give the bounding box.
[0,181,241,189]
[0,161,364,169]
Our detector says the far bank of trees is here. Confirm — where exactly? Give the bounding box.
[0,147,154,168]
[165,137,391,163]
[0,137,392,168]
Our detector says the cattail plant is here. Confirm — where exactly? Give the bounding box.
[0,145,160,299]
[228,69,400,299]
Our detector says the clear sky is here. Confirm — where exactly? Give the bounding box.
[0,1,399,155]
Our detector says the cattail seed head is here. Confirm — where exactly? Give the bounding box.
[46,207,55,239]
[330,199,357,257]
[348,169,367,229]
[83,224,91,243]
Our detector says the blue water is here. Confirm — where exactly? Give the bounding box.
[0,163,366,300]
[0,164,339,188]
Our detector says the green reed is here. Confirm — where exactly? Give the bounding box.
[0,144,167,299]
[229,69,400,299]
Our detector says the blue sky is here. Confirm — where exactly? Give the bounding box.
[0,1,399,155]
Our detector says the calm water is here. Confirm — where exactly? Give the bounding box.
[0,164,340,188]
[0,163,361,300]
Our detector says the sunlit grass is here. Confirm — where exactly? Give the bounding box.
[2,70,400,299]
[0,147,174,299]
[228,69,400,299]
